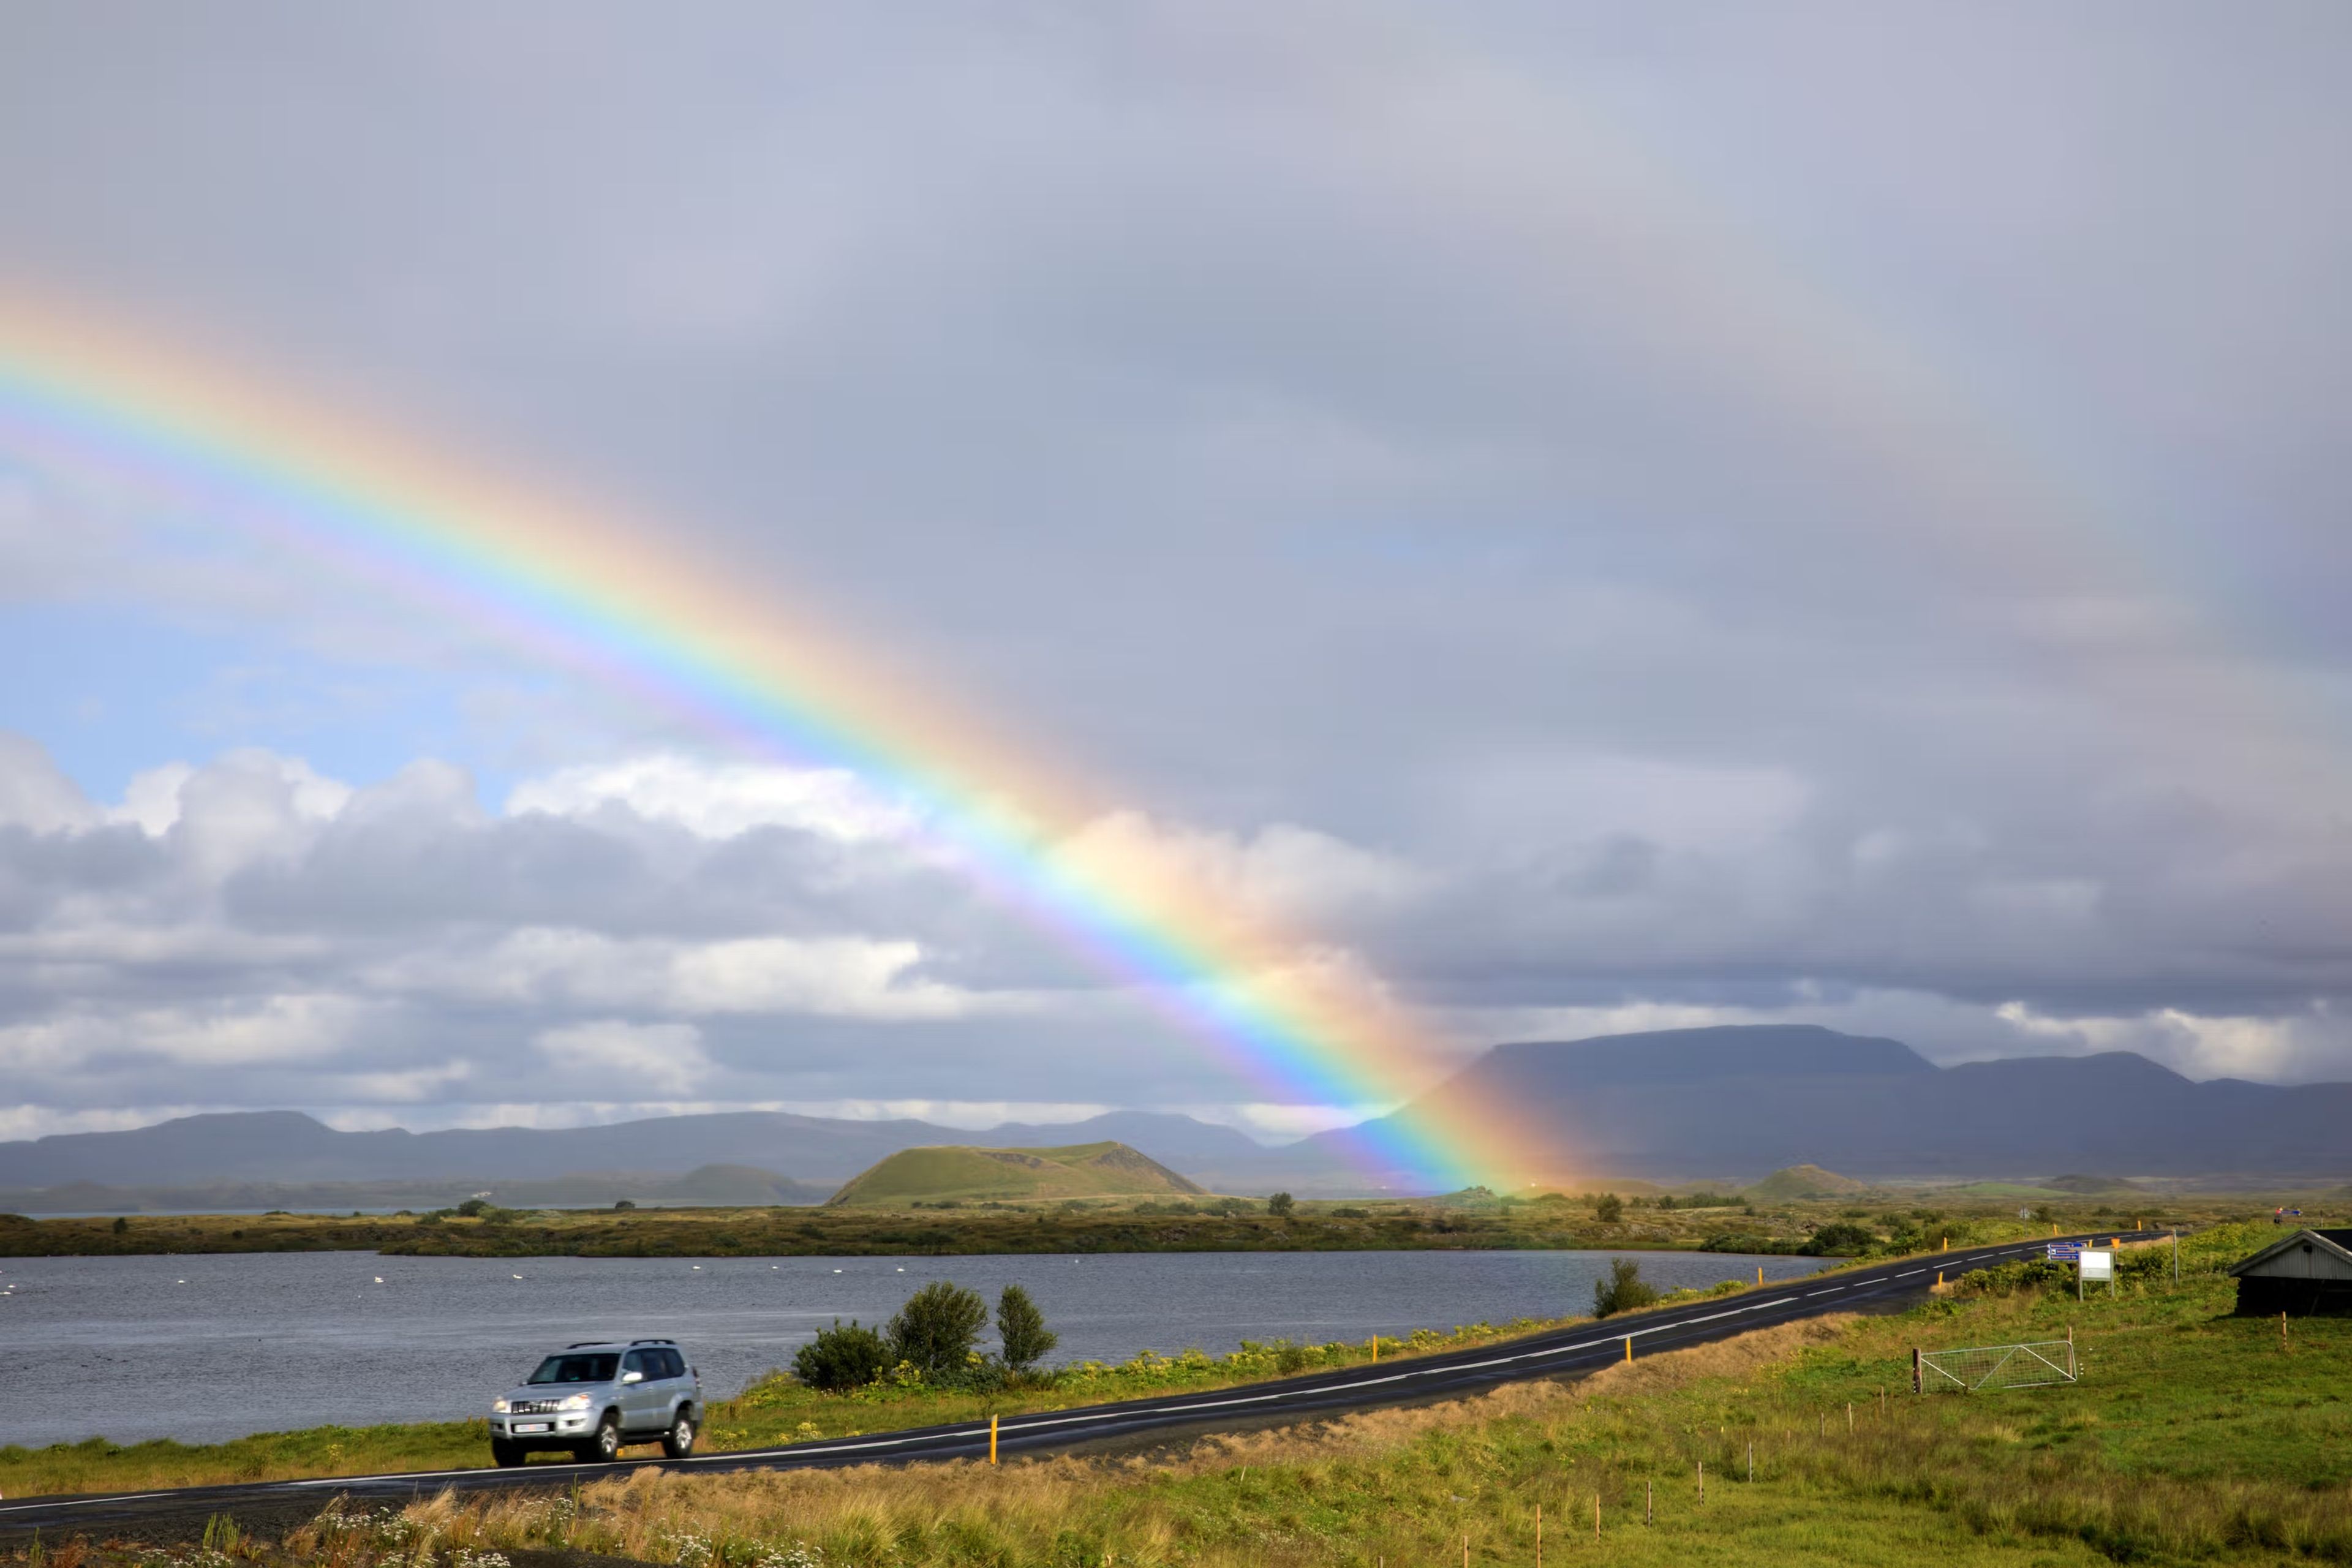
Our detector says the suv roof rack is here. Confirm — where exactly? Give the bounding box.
[566,1340,622,1349]
[629,1338,677,1346]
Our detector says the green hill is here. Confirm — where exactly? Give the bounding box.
[824,1141,1207,1207]
[1748,1163,1869,1200]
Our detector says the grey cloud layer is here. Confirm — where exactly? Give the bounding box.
[2,6,2350,1128]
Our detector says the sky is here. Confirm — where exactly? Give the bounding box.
[2,3,2350,1146]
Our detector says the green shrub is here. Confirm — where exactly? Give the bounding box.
[793,1319,888,1391]
[1593,1193,1624,1223]
[1803,1221,1878,1256]
[996,1284,1057,1370]
[1593,1257,1658,1318]
[888,1281,989,1377]
[1266,1191,1295,1217]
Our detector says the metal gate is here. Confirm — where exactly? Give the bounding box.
[1916,1340,2078,1392]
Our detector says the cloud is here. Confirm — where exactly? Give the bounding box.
[534,1020,713,1098]
[3,10,2352,1140]
[507,755,919,843]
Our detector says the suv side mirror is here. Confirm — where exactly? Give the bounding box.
[620,1370,644,1384]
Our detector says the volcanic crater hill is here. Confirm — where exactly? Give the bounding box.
[823,1141,1207,1207]
[1287,1023,2352,1185]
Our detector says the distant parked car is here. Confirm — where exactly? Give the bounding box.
[489,1338,702,1465]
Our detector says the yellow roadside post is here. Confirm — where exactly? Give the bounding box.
[1755,1265,1763,1286]
[1623,1335,1632,1363]
[989,1414,998,1464]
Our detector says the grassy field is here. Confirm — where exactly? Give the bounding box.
[0,1185,2256,1259]
[9,1217,2342,1566]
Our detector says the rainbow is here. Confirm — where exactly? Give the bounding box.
[0,297,1526,1192]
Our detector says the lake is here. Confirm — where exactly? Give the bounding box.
[0,1248,1830,1448]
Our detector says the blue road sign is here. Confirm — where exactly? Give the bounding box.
[2047,1242,2083,1261]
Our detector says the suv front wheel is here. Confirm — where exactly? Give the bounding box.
[663,1406,696,1458]
[580,1411,623,1464]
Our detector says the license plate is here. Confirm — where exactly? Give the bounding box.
[514,1422,550,1433]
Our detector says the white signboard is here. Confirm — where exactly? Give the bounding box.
[2078,1249,2113,1281]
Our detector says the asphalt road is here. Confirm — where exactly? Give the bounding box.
[0,1233,2111,1541]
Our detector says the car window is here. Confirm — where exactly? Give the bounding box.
[660,1349,687,1379]
[622,1350,651,1378]
[527,1353,617,1384]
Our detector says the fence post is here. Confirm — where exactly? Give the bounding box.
[1912,1347,1921,1395]
[1697,1458,1703,1504]
[1646,1479,1653,1527]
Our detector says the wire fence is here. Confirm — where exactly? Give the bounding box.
[1916,1340,2078,1393]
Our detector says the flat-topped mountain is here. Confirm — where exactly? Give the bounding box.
[824,1141,1207,1207]
[1279,1024,2352,1186]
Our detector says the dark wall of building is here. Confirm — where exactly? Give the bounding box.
[2234,1276,2352,1317]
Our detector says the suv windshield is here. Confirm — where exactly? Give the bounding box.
[527,1352,619,1385]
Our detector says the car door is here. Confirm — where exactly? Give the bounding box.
[619,1349,660,1433]
[652,1349,687,1423]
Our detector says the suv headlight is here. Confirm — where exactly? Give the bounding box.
[557,1393,593,1411]
[492,1398,511,1414]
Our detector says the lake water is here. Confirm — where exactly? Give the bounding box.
[0,1249,1830,1449]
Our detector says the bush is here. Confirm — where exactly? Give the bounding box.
[996,1284,1057,1370]
[1593,1257,1658,1318]
[613,1199,635,1211]
[887,1281,989,1376]
[1593,1193,1624,1223]
[1329,1206,1370,1219]
[1803,1221,1878,1256]
[1267,1191,1295,1217]
[794,1319,888,1391]
[456,1198,491,1217]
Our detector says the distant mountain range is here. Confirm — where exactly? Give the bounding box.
[0,1107,1268,1210]
[4,1025,2346,1207]
[1280,1025,2352,1187]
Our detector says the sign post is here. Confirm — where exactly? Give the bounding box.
[2078,1248,2113,1300]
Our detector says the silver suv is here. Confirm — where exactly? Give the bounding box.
[488,1338,703,1466]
